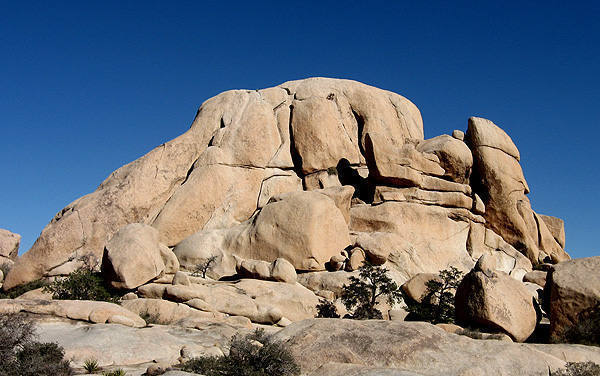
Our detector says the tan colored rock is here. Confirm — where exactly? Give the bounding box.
[452,129,465,140]
[146,363,171,376]
[315,186,354,224]
[466,117,569,265]
[0,229,20,260]
[120,298,228,326]
[17,287,53,300]
[152,164,265,246]
[524,270,547,288]
[328,254,346,271]
[284,77,423,174]
[350,202,475,281]
[101,223,166,289]
[538,214,566,248]
[138,279,318,324]
[456,268,537,342]
[172,228,239,278]
[257,171,303,208]
[237,259,272,280]
[466,117,521,160]
[545,257,600,341]
[159,244,180,274]
[0,299,146,327]
[417,134,473,184]
[365,132,444,187]
[346,247,366,271]
[303,170,342,190]
[272,319,566,375]
[401,273,442,303]
[297,271,356,298]
[373,186,473,210]
[36,319,240,369]
[172,271,191,286]
[270,257,297,283]
[241,191,350,270]
[472,193,485,215]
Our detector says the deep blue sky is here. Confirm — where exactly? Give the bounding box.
[1,1,598,258]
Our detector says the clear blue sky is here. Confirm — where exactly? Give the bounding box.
[1,1,598,258]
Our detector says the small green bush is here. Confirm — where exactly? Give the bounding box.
[0,313,72,376]
[316,299,340,318]
[83,358,101,373]
[102,369,126,376]
[43,268,120,303]
[0,279,48,299]
[181,328,300,376]
[552,362,600,376]
[340,262,402,320]
[16,342,72,376]
[140,310,161,325]
[402,267,463,324]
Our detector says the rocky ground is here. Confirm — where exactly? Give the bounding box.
[1,78,598,375]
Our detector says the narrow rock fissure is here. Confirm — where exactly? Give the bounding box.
[351,108,366,158]
[288,104,304,178]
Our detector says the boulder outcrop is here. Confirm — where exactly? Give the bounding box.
[101,223,167,289]
[273,319,570,375]
[455,258,537,342]
[4,78,569,298]
[466,117,569,264]
[544,256,600,341]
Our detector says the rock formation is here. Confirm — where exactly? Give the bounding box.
[0,78,596,375]
[4,78,570,293]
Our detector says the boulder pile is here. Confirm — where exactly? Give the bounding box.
[1,78,584,352]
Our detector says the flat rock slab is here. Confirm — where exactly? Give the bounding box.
[273,319,600,376]
[35,319,242,368]
[0,299,146,327]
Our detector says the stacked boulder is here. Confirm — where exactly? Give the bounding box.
[1,78,573,334]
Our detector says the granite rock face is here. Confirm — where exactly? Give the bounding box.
[4,78,568,293]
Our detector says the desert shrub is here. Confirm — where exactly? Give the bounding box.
[554,304,600,346]
[340,262,402,320]
[83,358,101,373]
[403,267,463,324]
[552,362,600,376]
[139,310,161,325]
[181,328,300,376]
[16,342,72,376]
[0,313,72,376]
[455,327,508,341]
[316,299,340,318]
[192,255,217,278]
[0,279,48,299]
[102,369,126,376]
[43,268,120,303]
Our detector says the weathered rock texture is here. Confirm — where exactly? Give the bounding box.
[4,78,569,290]
[273,319,577,376]
[545,256,600,340]
[455,263,537,342]
[0,228,20,264]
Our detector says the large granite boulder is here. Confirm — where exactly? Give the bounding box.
[101,223,166,289]
[545,257,600,341]
[455,258,537,342]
